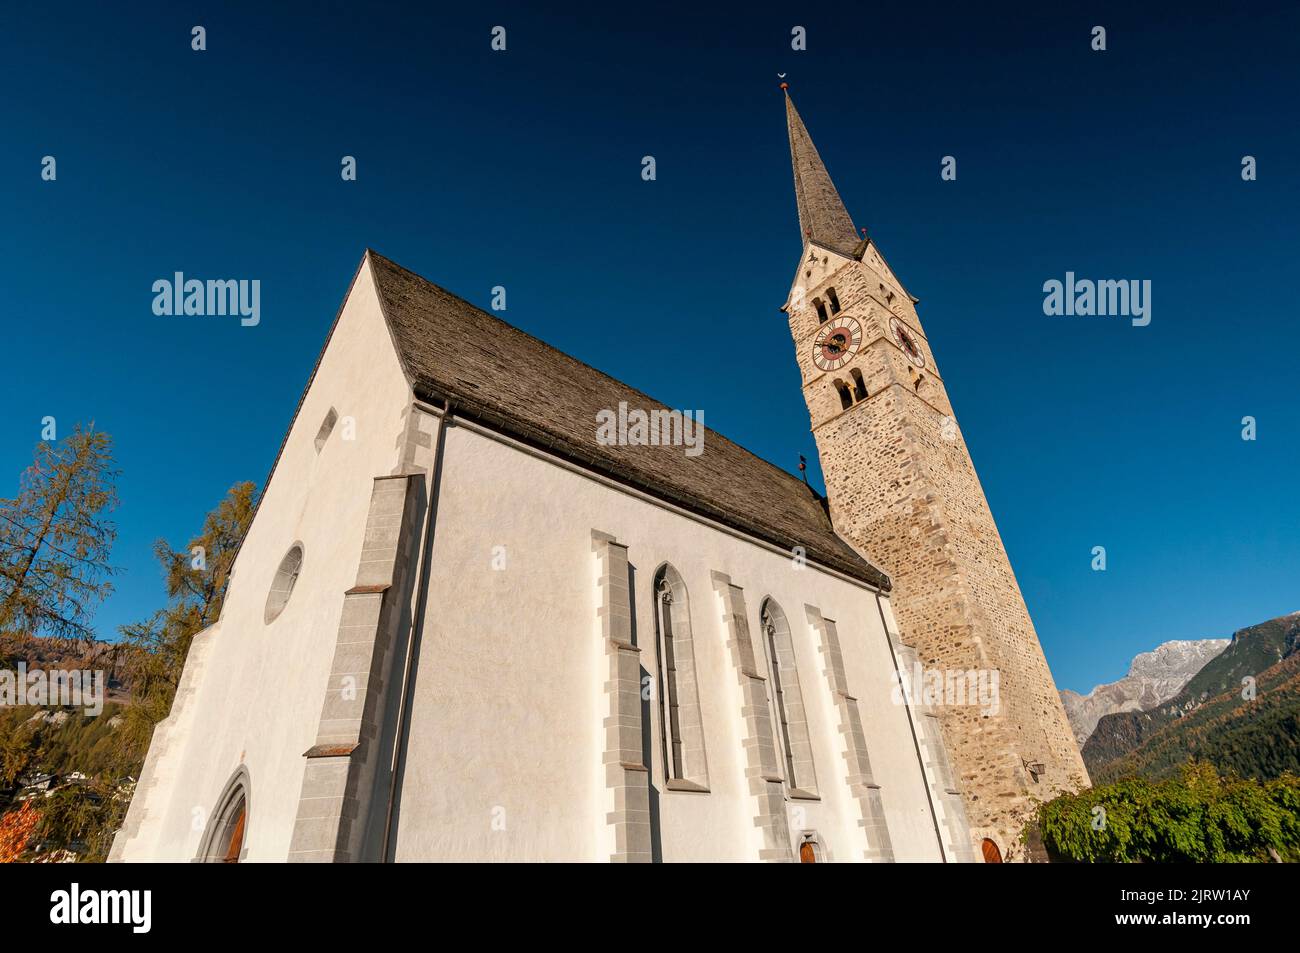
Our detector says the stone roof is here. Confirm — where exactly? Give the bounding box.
[785,92,862,259]
[367,250,890,590]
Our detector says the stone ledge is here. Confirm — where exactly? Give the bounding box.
[664,779,710,793]
[303,742,359,759]
[344,583,390,595]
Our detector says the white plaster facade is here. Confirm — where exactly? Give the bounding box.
[111,254,961,863]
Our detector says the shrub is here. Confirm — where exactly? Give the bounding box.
[1034,762,1300,862]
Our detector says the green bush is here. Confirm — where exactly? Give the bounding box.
[1034,762,1300,862]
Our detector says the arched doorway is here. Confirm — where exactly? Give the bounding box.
[799,841,817,863]
[981,838,1003,863]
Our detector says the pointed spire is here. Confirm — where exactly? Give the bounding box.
[785,90,860,258]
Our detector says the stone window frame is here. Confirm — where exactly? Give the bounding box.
[194,765,251,863]
[652,563,710,792]
[264,542,304,624]
[758,597,818,799]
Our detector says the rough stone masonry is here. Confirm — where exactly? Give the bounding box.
[783,90,1089,860]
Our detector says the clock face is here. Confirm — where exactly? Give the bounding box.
[812,317,863,372]
[889,316,925,368]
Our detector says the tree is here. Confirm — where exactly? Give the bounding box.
[32,780,124,862]
[119,482,256,759]
[0,801,40,862]
[0,718,37,788]
[1032,762,1300,862]
[0,426,118,641]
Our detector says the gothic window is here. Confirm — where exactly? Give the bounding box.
[813,298,829,323]
[198,768,250,863]
[653,565,709,790]
[264,544,304,624]
[833,379,852,410]
[850,368,868,401]
[314,407,339,452]
[759,598,817,796]
[826,287,842,314]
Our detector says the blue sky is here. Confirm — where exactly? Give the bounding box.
[1,2,1296,693]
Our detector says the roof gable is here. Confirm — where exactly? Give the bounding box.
[365,250,890,590]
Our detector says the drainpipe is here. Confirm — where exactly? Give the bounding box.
[381,398,452,861]
[875,592,948,863]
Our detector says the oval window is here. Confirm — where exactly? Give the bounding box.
[264,544,303,624]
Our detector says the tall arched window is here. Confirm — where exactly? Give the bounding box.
[826,287,842,314]
[813,298,829,323]
[850,368,868,401]
[760,598,817,795]
[833,379,852,410]
[653,565,709,790]
[198,767,250,863]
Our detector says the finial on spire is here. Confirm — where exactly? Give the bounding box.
[780,82,789,91]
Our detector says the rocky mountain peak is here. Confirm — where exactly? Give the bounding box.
[1060,638,1229,746]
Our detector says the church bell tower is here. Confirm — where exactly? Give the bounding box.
[779,88,1089,860]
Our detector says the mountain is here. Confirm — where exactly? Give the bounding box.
[1060,639,1228,745]
[0,632,137,704]
[1082,611,1300,783]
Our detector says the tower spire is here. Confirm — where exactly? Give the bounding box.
[784,90,860,258]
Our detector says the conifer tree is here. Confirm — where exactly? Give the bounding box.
[0,426,118,641]
[120,481,256,757]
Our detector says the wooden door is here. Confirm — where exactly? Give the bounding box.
[222,806,247,863]
[981,838,1002,863]
[799,841,817,863]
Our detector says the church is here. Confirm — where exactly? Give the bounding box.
[110,91,1085,864]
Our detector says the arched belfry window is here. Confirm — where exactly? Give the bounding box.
[850,368,868,402]
[197,767,250,863]
[833,379,852,410]
[760,598,817,796]
[826,287,842,314]
[813,298,829,323]
[653,565,709,791]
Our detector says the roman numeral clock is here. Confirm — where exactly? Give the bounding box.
[812,316,863,372]
[889,315,926,369]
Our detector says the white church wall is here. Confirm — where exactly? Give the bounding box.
[391,421,944,862]
[113,259,415,861]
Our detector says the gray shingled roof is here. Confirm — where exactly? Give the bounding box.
[367,251,890,590]
[785,92,862,259]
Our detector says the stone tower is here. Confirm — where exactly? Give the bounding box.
[779,90,1089,860]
